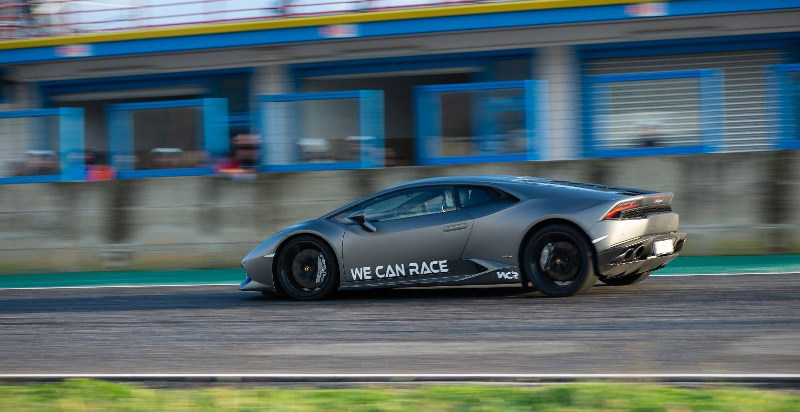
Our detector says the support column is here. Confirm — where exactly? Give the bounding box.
[252,65,292,167]
[533,45,582,160]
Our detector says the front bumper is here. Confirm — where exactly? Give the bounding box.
[238,275,273,292]
[240,255,276,292]
[596,232,686,279]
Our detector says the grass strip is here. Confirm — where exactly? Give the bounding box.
[0,379,798,411]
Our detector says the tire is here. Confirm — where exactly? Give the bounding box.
[522,224,598,297]
[276,236,339,301]
[601,272,650,286]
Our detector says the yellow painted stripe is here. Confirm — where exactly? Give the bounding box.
[0,0,676,51]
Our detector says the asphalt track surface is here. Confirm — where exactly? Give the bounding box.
[0,274,798,375]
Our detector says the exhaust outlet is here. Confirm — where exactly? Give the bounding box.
[633,245,647,259]
[623,248,634,261]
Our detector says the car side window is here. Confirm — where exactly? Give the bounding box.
[360,186,457,222]
[456,186,501,208]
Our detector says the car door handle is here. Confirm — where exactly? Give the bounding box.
[443,223,468,232]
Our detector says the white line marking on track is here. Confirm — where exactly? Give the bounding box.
[651,272,800,277]
[0,373,798,379]
[0,283,238,291]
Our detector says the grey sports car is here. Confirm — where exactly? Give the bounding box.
[240,176,686,300]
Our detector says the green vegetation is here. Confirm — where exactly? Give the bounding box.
[0,379,798,411]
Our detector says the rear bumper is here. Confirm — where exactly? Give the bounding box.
[596,232,686,278]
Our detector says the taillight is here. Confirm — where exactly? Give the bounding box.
[604,200,642,220]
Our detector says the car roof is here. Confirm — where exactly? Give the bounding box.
[397,176,651,195]
[394,175,526,187]
[321,176,513,219]
[321,175,652,219]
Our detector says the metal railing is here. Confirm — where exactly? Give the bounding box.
[0,0,515,39]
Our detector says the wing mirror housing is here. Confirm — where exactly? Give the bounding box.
[347,210,376,232]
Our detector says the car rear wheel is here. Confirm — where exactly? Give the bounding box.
[601,272,651,286]
[522,224,598,297]
[276,236,338,301]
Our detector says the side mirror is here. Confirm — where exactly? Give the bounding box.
[347,210,376,232]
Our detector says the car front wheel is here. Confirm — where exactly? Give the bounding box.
[522,224,598,297]
[276,236,339,301]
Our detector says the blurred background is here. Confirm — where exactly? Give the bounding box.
[0,0,798,273]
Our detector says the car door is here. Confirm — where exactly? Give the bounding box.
[341,185,473,287]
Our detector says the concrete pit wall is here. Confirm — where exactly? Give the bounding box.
[0,150,798,274]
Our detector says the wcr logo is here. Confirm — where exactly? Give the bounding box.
[497,271,519,280]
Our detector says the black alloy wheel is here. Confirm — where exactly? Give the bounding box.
[522,224,598,297]
[276,236,339,301]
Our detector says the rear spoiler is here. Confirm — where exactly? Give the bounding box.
[640,193,674,206]
[545,180,654,196]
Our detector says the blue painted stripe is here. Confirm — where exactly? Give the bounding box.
[3,0,799,64]
[107,98,207,111]
[417,80,531,93]
[578,33,800,59]
[774,63,800,72]
[263,162,364,172]
[0,175,61,184]
[293,49,533,78]
[589,69,713,83]
[594,145,707,158]
[0,108,60,118]
[420,154,529,166]
[259,90,362,102]
[117,168,214,179]
[40,68,251,95]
